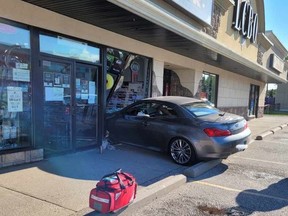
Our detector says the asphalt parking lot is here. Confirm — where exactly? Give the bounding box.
[131,124,288,215]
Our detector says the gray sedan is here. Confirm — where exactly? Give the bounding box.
[106,96,251,165]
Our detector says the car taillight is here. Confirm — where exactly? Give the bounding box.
[204,128,232,137]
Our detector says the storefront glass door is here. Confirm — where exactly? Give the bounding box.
[42,59,72,155]
[74,63,98,148]
[41,59,98,155]
[248,84,259,117]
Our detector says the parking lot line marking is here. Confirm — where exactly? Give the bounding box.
[232,156,288,166]
[261,140,288,145]
[193,181,288,202]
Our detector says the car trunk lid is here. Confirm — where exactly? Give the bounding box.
[198,113,247,135]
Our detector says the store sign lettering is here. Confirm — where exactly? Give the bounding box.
[232,0,258,43]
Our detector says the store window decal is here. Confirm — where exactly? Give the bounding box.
[43,72,53,87]
[62,74,70,88]
[0,20,32,150]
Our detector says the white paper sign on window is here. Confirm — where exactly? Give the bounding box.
[88,81,96,104]
[13,68,30,82]
[7,86,23,112]
[45,87,64,101]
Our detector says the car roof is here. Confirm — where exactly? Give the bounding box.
[142,96,201,105]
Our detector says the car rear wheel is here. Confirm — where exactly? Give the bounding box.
[169,138,196,166]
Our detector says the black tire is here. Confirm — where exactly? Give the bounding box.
[169,138,196,166]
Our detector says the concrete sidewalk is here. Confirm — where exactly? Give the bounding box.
[248,115,288,140]
[0,115,288,216]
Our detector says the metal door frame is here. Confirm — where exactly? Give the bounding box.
[37,56,74,154]
[72,62,100,150]
[37,55,103,155]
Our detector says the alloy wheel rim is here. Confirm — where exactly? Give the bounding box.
[170,139,192,164]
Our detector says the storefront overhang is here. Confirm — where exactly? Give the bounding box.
[23,0,287,84]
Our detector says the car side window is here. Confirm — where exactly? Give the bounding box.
[155,104,178,117]
[125,102,178,118]
[125,103,149,116]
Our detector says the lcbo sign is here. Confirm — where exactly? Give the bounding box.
[232,0,259,43]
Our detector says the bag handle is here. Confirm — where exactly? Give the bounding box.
[103,169,133,180]
[102,168,131,189]
[115,169,134,182]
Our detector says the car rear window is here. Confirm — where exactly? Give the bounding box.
[182,102,219,117]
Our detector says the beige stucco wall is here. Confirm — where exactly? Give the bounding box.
[262,49,287,80]
[170,61,266,109]
[216,0,259,63]
[172,69,196,94]
[153,60,164,96]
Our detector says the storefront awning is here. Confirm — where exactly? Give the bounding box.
[23,0,287,83]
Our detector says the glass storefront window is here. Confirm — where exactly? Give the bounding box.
[106,48,129,102]
[40,34,100,63]
[248,84,259,116]
[199,72,218,107]
[106,48,151,113]
[0,21,32,150]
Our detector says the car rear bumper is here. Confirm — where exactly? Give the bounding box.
[196,128,251,160]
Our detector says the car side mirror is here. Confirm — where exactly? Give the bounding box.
[136,111,150,117]
[136,114,150,118]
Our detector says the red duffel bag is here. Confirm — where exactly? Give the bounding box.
[89,169,137,213]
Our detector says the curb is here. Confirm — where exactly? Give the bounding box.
[255,130,273,140]
[183,159,222,178]
[255,123,288,140]
[119,174,187,215]
[74,174,187,216]
[271,126,281,133]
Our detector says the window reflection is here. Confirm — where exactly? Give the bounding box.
[0,21,31,150]
[106,48,151,113]
[40,34,100,63]
[199,72,218,106]
[0,22,30,49]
